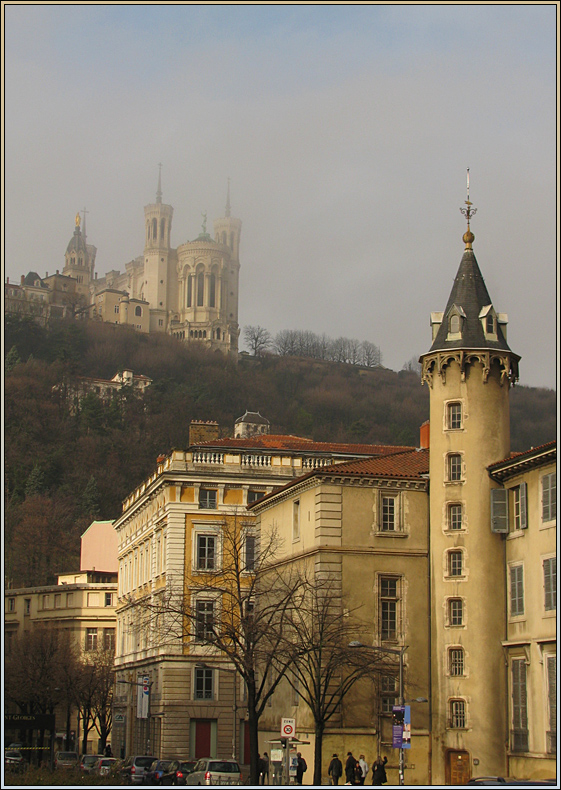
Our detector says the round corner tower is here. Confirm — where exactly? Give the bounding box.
[420,187,520,784]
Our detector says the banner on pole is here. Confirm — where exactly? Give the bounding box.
[137,675,150,719]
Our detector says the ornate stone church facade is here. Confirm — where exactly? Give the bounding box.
[63,172,242,357]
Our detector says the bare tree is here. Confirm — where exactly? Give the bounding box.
[361,341,382,368]
[243,325,273,357]
[126,514,305,785]
[280,575,391,785]
[91,648,115,753]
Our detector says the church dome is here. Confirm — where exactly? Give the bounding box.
[66,226,87,254]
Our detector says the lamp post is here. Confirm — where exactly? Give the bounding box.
[196,663,237,760]
[349,641,407,786]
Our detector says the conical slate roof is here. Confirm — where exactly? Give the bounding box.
[66,226,87,255]
[429,248,512,353]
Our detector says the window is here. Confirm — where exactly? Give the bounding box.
[449,699,466,728]
[199,489,217,509]
[380,576,400,640]
[543,557,556,611]
[8,598,15,612]
[196,534,216,571]
[114,305,120,314]
[450,315,461,334]
[381,496,397,531]
[512,484,528,530]
[104,628,116,652]
[209,274,216,308]
[158,319,163,326]
[380,675,397,713]
[449,648,465,677]
[247,489,263,505]
[87,592,100,607]
[105,592,113,607]
[194,667,214,700]
[197,273,204,306]
[135,305,142,317]
[195,600,215,642]
[24,599,31,615]
[244,534,256,571]
[510,565,524,617]
[542,473,556,521]
[511,659,529,752]
[86,628,98,651]
[42,595,50,609]
[66,593,74,607]
[448,454,462,482]
[54,593,62,608]
[448,598,463,626]
[293,500,300,541]
[447,402,462,430]
[448,503,463,531]
[187,275,192,308]
[486,314,494,334]
[448,550,463,577]
[547,656,556,753]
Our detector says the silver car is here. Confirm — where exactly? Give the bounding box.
[185,758,242,786]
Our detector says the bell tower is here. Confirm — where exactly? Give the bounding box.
[63,212,93,298]
[213,178,242,344]
[420,174,520,784]
[143,164,173,331]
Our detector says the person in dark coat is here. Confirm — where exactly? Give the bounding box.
[372,755,388,785]
[345,752,356,784]
[104,744,112,758]
[328,753,343,785]
[295,752,307,785]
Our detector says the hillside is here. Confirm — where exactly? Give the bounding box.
[4,315,557,588]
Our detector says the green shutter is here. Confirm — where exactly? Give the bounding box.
[491,488,509,533]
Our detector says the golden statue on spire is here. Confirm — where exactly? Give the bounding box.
[75,212,81,228]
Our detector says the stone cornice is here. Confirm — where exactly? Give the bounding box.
[420,348,519,388]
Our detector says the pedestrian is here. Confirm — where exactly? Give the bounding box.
[295,752,307,785]
[358,755,368,786]
[372,755,388,785]
[354,760,363,785]
[345,752,356,785]
[104,743,112,758]
[328,753,343,785]
[261,752,269,785]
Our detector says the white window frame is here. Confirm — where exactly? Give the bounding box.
[193,666,215,700]
[447,597,464,627]
[192,523,223,573]
[199,488,218,510]
[447,502,464,531]
[447,549,464,578]
[447,453,463,483]
[446,401,463,430]
[86,627,98,651]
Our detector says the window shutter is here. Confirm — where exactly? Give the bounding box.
[491,488,509,532]
[548,656,557,732]
[519,482,528,529]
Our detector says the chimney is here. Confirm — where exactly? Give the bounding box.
[189,420,220,446]
[21,275,25,285]
[420,420,430,449]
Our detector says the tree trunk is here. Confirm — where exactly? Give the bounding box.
[313,720,325,786]
[247,683,260,786]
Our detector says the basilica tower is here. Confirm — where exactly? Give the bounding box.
[420,179,520,784]
[143,165,174,331]
[63,212,95,298]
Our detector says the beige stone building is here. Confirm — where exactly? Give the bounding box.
[488,442,556,780]
[111,418,413,763]
[250,447,432,785]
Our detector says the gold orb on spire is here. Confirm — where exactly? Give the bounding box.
[463,228,475,249]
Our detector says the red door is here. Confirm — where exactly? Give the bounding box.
[241,722,251,765]
[194,720,212,758]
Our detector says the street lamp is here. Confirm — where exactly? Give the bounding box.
[196,663,237,760]
[349,641,407,786]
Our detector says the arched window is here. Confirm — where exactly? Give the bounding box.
[209,274,216,308]
[486,314,494,334]
[197,273,204,306]
[135,306,142,317]
[203,330,207,339]
[160,218,166,243]
[152,218,158,240]
[216,328,221,340]
[450,314,461,334]
[78,257,83,267]
[230,232,234,250]
[190,330,193,337]
[187,276,192,308]
[222,232,227,245]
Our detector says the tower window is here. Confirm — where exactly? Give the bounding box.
[450,315,461,334]
[486,314,494,334]
[152,218,157,240]
[135,306,142,317]
[197,273,204,306]
[448,550,463,577]
[447,402,462,430]
[187,275,192,308]
[449,647,465,676]
[216,328,221,340]
[448,598,463,626]
[447,503,463,531]
[160,218,166,241]
[210,274,216,308]
[447,454,463,482]
[449,699,466,729]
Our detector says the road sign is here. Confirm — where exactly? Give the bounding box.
[281,717,295,738]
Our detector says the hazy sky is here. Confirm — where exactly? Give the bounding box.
[4,4,557,388]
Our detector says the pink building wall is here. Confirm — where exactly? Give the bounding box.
[80,520,118,572]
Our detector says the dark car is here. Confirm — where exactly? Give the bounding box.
[81,754,104,773]
[5,749,26,773]
[121,755,158,785]
[55,751,80,769]
[173,760,197,785]
[467,779,557,786]
[144,759,180,785]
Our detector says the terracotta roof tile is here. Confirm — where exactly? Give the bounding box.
[194,434,415,456]
[488,440,556,470]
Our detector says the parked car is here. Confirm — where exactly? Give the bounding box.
[120,754,158,784]
[144,759,180,785]
[173,760,197,785]
[55,751,80,769]
[80,754,104,773]
[185,758,243,786]
[5,749,26,773]
[466,779,557,786]
[94,756,120,776]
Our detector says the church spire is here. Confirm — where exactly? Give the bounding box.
[225,177,231,217]
[156,163,163,204]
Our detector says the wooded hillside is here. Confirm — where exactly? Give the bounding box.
[4,315,556,588]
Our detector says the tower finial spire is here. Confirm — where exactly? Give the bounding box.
[459,168,477,249]
[225,177,231,217]
[156,163,163,204]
